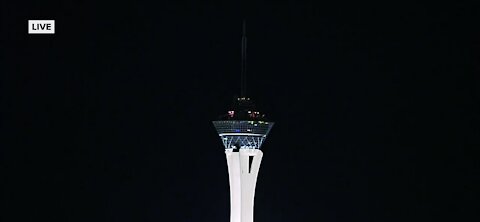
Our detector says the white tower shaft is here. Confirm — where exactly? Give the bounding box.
[225,149,263,222]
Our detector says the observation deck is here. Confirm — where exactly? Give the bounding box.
[213,97,274,150]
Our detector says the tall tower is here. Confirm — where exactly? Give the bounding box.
[212,21,274,222]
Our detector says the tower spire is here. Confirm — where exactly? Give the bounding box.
[241,19,247,98]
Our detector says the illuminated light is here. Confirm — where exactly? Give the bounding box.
[218,133,265,136]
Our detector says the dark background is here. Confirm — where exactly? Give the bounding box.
[1,1,479,221]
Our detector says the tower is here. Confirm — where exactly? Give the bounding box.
[212,21,274,222]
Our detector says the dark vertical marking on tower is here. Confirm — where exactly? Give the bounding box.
[248,156,254,173]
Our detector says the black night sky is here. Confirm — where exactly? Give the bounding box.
[1,1,479,222]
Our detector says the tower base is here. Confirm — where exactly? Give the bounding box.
[225,149,263,222]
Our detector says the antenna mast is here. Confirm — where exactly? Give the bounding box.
[241,19,247,98]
